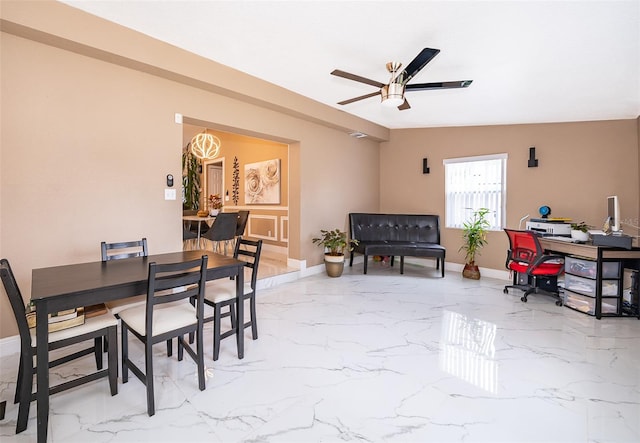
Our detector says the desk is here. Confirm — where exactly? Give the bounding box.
[539,238,640,319]
[183,215,215,248]
[31,250,245,443]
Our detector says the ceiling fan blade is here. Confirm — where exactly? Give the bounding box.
[337,91,381,105]
[406,80,473,91]
[398,99,411,111]
[331,69,385,88]
[399,48,440,84]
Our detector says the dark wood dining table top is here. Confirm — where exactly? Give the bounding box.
[31,250,243,312]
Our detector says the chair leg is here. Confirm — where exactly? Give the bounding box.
[14,351,24,404]
[196,330,205,391]
[121,324,129,384]
[363,255,368,274]
[94,337,104,370]
[249,295,258,340]
[166,339,173,357]
[177,336,184,361]
[107,326,118,396]
[213,304,222,361]
[15,351,32,433]
[145,340,155,416]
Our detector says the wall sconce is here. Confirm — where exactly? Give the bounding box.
[422,158,430,174]
[528,146,538,167]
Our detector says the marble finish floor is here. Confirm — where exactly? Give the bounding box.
[1,261,639,442]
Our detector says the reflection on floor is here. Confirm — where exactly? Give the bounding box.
[1,261,639,442]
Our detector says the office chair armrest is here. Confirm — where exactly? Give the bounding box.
[529,253,565,274]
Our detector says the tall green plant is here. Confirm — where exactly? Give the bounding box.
[182,146,201,210]
[459,208,490,264]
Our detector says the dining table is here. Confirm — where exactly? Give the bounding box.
[30,250,245,443]
[183,215,216,248]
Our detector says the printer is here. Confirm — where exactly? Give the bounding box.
[525,219,572,236]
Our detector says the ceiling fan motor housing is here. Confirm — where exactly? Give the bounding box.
[381,82,404,106]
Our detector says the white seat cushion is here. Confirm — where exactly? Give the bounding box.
[105,295,146,315]
[118,301,197,337]
[204,279,252,304]
[30,313,118,346]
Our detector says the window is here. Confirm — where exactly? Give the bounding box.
[443,154,507,230]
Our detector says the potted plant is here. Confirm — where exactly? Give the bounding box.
[312,229,359,277]
[570,221,590,242]
[208,194,223,216]
[182,146,201,210]
[459,208,490,279]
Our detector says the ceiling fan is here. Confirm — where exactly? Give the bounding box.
[331,47,472,110]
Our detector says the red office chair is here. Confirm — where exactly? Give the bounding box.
[503,229,565,305]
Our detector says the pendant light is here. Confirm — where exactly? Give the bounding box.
[190,130,221,160]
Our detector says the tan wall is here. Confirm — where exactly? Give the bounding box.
[381,120,640,271]
[0,1,381,339]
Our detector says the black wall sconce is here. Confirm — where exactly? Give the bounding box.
[528,146,538,167]
[422,158,430,174]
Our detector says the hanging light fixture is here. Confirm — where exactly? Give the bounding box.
[190,130,221,160]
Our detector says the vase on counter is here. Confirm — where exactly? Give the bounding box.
[209,209,219,216]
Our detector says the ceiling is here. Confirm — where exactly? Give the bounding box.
[62,1,639,130]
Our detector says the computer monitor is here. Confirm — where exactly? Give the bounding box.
[607,195,620,232]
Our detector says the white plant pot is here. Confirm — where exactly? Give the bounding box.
[571,230,589,242]
[209,209,219,216]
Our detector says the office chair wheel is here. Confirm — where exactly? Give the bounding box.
[555,300,563,306]
[521,296,527,303]
[503,288,508,294]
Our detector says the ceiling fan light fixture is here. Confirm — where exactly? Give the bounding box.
[190,131,221,160]
[381,83,404,107]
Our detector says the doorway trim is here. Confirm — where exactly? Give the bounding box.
[202,157,225,208]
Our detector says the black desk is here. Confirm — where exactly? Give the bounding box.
[539,238,640,319]
[31,250,245,443]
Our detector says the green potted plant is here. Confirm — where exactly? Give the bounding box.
[570,221,591,241]
[182,146,201,210]
[459,208,490,279]
[312,229,359,277]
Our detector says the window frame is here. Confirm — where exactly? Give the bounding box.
[443,153,507,231]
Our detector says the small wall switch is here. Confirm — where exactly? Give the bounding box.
[165,189,177,200]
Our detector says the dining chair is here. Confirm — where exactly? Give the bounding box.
[118,255,208,417]
[201,212,238,255]
[1,258,118,434]
[191,238,262,361]
[101,238,149,316]
[183,225,198,250]
[236,210,250,238]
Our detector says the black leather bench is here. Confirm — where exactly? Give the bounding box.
[349,213,445,276]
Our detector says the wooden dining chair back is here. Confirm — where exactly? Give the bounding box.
[1,258,118,434]
[101,238,149,316]
[101,238,148,262]
[202,212,238,254]
[195,238,263,360]
[118,255,208,416]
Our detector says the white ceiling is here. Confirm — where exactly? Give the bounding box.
[62,1,639,129]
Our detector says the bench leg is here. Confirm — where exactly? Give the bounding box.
[349,253,354,267]
[400,256,404,274]
[363,255,368,274]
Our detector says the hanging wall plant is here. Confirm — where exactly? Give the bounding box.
[182,144,201,210]
[232,156,240,205]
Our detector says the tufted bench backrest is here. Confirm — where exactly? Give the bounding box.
[349,213,441,244]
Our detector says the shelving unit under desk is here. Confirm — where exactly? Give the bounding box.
[539,238,640,320]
